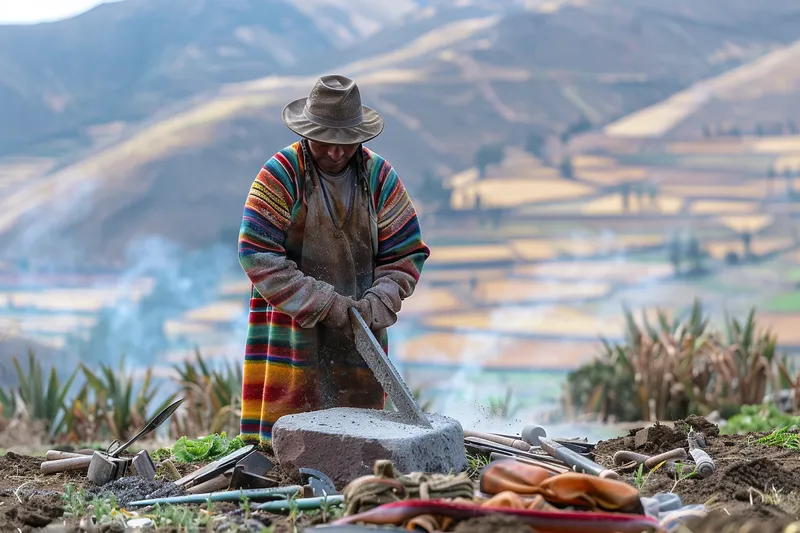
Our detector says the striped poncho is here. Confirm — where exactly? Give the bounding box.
[238,141,430,444]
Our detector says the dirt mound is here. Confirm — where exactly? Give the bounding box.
[595,419,800,523]
[683,511,799,533]
[88,476,185,506]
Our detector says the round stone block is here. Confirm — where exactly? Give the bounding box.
[272,407,467,489]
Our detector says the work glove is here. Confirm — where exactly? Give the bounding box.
[364,292,398,332]
[352,297,373,327]
[321,293,358,334]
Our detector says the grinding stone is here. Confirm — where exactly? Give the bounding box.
[272,407,467,489]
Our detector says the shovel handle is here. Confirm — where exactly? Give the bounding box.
[41,455,93,474]
[46,450,92,461]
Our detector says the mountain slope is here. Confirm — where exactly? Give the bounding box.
[3,0,800,267]
[0,0,426,156]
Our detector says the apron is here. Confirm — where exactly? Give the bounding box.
[285,140,384,409]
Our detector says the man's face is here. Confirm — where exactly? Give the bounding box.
[307,140,359,174]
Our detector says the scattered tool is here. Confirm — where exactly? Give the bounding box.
[521,425,547,447]
[464,437,566,467]
[464,430,533,452]
[613,448,687,470]
[688,429,715,478]
[349,308,431,428]
[45,450,93,461]
[174,445,256,488]
[257,494,345,512]
[538,437,619,480]
[301,468,338,497]
[127,485,303,507]
[489,452,570,475]
[88,397,186,485]
[229,451,277,490]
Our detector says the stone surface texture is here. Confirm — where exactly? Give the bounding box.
[272,407,467,489]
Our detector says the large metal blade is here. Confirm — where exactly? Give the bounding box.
[349,308,432,428]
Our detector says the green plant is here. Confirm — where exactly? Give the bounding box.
[723,404,800,434]
[712,307,779,407]
[670,463,697,493]
[633,461,666,492]
[12,351,79,436]
[564,301,788,423]
[466,452,491,480]
[173,350,242,437]
[0,386,16,419]
[82,356,176,441]
[776,356,800,414]
[756,426,800,449]
[485,388,523,419]
[171,432,245,462]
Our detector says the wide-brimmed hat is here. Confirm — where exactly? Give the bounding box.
[282,75,384,145]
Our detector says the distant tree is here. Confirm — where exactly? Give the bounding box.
[730,126,741,137]
[702,125,712,138]
[767,165,776,196]
[742,231,752,260]
[667,232,682,276]
[685,235,704,275]
[418,170,451,212]
[777,122,786,135]
[620,183,631,212]
[523,132,546,160]
[560,115,592,145]
[475,145,505,179]
[789,120,799,135]
[559,156,574,179]
[755,123,764,137]
[784,168,794,198]
[724,250,740,266]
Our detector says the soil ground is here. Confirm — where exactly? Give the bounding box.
[594,415,800,532]
[3,417,800,532]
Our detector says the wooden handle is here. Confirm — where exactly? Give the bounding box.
[463,430,531,452]
[40,455,93,474]
[598,469,620,480]
[46,450,91,461]
[489,452,570,475]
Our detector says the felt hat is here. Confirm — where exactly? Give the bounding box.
[282,74,384,145]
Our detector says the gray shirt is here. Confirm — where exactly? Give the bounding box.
[318,165,356,224]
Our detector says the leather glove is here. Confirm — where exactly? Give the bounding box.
[364,292,398,331]
[320,293,357,332]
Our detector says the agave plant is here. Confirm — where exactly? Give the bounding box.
[485,388,524,420]
[565,299,721,422]
[710,307,778,407]
[12,350,79,437]
[0,386,16,419]
[82,356,176,441]
[172,349,242,437]
[775,356,800,414]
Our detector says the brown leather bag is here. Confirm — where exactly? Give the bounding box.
[480,461,643,514]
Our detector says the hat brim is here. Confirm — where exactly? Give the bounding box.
[281,97,384,145]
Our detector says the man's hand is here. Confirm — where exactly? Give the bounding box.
[352,298,373,326]
[364,292,398,331]
[320,293,357,331]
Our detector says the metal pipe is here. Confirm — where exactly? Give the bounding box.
[257,495,344,512]
[126,485,302,507]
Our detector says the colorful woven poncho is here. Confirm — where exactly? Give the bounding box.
[238,141,430,444]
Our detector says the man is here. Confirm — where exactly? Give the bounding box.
[238,75,431,445]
